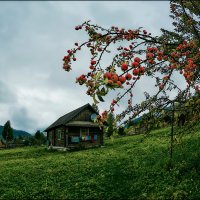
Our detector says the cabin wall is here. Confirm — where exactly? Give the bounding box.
[67,127,103,148]
[72,108,94,121]
[48,126,66,147]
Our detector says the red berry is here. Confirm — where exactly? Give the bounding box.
[117,81,122,87]
[134,57,141,63]
[108,80,113,85]
[132,69,139,76]
[104,72,112,79]
[111,74,119,82]
[91,60,96,65]
[125,73,132,80]
[131,61,139,68]
[121,63,128,71]
[119,76,126,83]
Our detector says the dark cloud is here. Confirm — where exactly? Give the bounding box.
[9,106,37,134]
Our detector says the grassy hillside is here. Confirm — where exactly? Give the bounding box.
[0,127,200,199]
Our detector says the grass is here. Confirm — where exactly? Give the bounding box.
[0,127,200,199]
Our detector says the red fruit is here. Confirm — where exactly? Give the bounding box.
[121,63,128,71]
[90,65,94,70]
[132,69,140,76]
[159,84,164,90]
[195,85,199,91]
[111,100,117,106]
[119,76,126,83]
[140,67,145,73]
[111,74,119,82]
[125,73,132,80]
[117,81,122,87]
[67,50,71,54]
[104,72,112,79]
[108,80,113,85]
[75,43,78,46]
[91,60,96,65]
[134,57,141,63]
[146,53,154,59]
[73,58,76,61]
[131,61,139,68]
[143,30,147,34]
[111,108,114,112]
[163,75,169,80]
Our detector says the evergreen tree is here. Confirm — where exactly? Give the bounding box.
[34,130,46,145]
[2,120,13,147]
[106,112,116,138]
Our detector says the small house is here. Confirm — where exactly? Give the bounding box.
[45,104,104,150]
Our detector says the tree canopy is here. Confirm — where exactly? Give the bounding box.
[2,120,13,142]
[63,0,200,126]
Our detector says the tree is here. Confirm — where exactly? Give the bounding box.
[118,126,126,136]
[62,0,200,127]
[106,112,116,138]
[2,120,13,147]
[34,130,46,145]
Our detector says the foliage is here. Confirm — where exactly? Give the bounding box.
[105,112,116,137]
[118,126,126,136]
[2,121,13,143]
[62,0,200,127]
[34,130,46,145]
[0,128,200,199]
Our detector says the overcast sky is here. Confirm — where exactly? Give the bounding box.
[0,1,175,133]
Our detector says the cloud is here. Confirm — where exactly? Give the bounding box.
[9,106,37,134]
[0,80,16,104]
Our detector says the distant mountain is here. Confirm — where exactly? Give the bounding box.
[0,125,32,138]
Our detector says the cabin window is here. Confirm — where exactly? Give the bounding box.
[70,136,80,143]
[57,130,62,140]
[66,127,68,133]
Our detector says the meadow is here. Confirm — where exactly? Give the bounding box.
[0,127,200,199]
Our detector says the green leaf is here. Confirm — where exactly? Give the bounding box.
[97,95,105,102]
[93,94,99,104]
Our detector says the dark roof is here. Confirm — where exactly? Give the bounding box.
[45,103,98,131]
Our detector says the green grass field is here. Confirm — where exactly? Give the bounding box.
[0,127,200,199]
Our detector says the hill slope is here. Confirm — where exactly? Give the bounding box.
[0,125,32,138]
[0,127,200,199]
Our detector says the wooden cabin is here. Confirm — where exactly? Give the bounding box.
[45,104,104,150]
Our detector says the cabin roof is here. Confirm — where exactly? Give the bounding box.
[45,103,98,131]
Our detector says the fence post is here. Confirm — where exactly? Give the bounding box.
[170,101,175,159]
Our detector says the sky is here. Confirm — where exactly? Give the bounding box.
[0,1,175,133]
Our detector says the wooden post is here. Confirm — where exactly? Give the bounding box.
[54,129,56,146]
[170,101,175,159]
